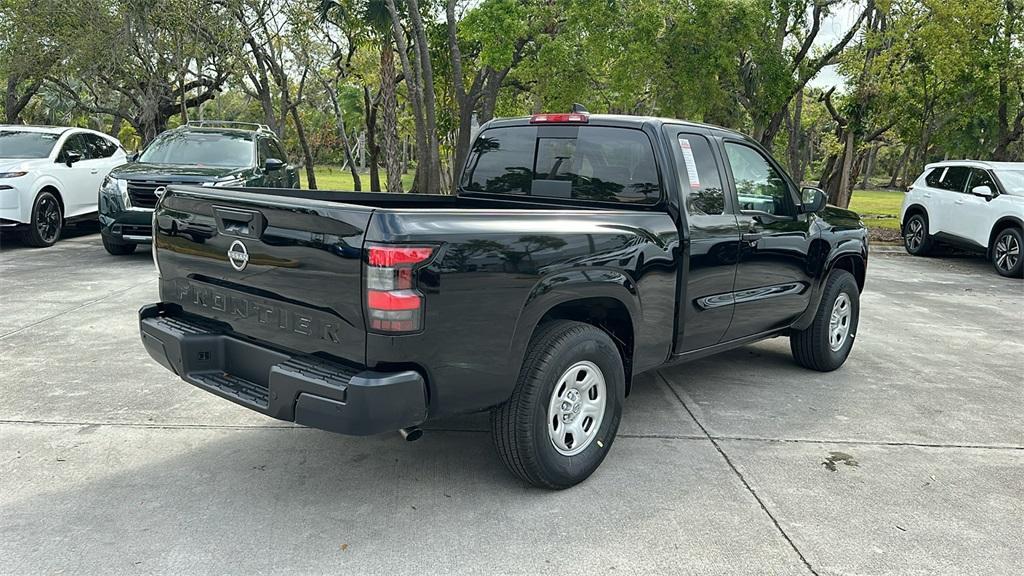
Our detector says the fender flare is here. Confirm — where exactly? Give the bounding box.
[507,268,641,375]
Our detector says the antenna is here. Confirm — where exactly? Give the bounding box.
[571,103,589,114]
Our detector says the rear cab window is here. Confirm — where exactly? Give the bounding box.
[461,125,661,204]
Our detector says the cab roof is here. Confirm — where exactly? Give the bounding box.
[0,125,71,134]
[483,113,752,141]
[926,159,1024,170]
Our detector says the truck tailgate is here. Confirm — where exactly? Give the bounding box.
[153,186,371,365]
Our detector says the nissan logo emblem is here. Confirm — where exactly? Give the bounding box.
[154,186,167,197]
[227,240,249,271]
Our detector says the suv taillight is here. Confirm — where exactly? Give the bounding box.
[365,244,436,333]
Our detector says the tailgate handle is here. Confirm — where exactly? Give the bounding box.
[214,207,263,239]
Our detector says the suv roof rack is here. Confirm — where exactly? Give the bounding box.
[185,120,273,133]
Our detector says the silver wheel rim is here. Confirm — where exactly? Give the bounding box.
[905,218,924,251]
[547,360,606,456]
[994,233,1020,272]
[829,293,852,352]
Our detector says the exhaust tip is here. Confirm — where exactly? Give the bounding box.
[399,426,423,442]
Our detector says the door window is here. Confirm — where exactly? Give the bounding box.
[937,166,970,193]
[674,134,724,215]
[723,142,795,216]
[257,138,271,165]
[967,168,996,194]
[269,139,287,161]
[58,134,89,163]
[83,134,116,158]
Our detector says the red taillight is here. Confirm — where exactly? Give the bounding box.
[365,244,435,333]
[530,113,589,124]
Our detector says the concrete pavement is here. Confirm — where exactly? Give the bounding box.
[1,231,1021,575]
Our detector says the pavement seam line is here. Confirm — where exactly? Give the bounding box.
[2,420,1022,451]
[0,278,156,340]
[656,371,821,576]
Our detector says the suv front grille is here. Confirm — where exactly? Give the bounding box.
[127,181,183,209]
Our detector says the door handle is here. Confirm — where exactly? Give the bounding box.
[922,193,931,198]
[955,199,965,205]
[742,232,762,242]
[90,169,99,174]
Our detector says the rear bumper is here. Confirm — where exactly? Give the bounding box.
[139,303,427,435]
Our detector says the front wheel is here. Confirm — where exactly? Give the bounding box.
[491,320,624,489]
[23,191,63,247]
[992,227,1023,278]
[791,269,860,372]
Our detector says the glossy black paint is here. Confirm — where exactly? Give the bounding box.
[147,114,869,426]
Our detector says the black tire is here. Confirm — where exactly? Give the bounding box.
[102,234,137,255]
[23,190,63,247]
[903,213,933,256]
[791,269,860,372]
[491,320,625,489]
[992,227,1023,278]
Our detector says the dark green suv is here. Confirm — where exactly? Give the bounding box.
[98,121,299,255]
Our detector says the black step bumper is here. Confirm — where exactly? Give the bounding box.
[138,303,427,435]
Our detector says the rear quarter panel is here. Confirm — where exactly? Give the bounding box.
[364,209,680,417]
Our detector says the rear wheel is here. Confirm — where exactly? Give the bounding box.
[903,213,933,256]
[791,269,860,372]
[102,234,137,256]
[491,320,624,489]
[23,191,62,247]
[992,227,1023,278]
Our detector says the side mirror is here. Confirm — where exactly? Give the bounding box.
[265,158,285,172]
[65,151,83,167]
[128,152,140,162]
[800,186,827,213]
[971,185,993,198]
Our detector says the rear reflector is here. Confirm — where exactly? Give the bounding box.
[365,244,436,334]
[530,113,589,124]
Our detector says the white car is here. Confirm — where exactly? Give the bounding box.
[901,160,1024,277]
[0,126,127,247]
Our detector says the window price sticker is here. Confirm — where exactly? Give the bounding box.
[679,138,701,189]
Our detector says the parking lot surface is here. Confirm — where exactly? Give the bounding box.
[1,231,1021,576]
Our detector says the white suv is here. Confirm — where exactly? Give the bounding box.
[0,126,127,247]
[901,160,1024,277]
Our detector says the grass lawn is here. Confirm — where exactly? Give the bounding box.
[849,188,904,230]
[307,166,415,191]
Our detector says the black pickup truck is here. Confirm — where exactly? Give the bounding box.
[139,112,867,488]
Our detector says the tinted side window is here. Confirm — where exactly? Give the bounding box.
[724,142,795,216]
[59,134,88,162]
[674,134,724,215]
[257,138,272,164]
[968,168,995,192]
[85,134,116,158]
[269,139,286,161]
[462,126,661,204]
[924,168,944,188]
[462,126,537,195]
[939,166,970,192]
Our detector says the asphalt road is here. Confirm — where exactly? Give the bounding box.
[1,230,1021,576]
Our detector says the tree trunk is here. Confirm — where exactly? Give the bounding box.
[406,0,442,193]
[787,89,803,182]
[322,75,361,191]
[363,86,381,192]
[379,44,403,193]
[860,142,879,189]
[289,106,317,190]
[385,0,430,194]
[888,145,911,188]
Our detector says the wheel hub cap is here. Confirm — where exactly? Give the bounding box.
[829,293,852,352]
[547,361,606,456]
[905,219,923,251]
[995,234,1019,272]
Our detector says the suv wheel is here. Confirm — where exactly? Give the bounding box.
[992,227,1023,278]
[23,191,63,247]
[491,320,624,489]
[903,213,933,256]
[102,234,137,256]
[791,269,860,372]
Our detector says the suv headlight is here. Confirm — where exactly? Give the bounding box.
[101,176,130,207]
